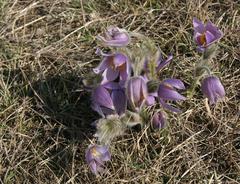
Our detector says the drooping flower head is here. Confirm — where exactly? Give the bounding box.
[193,17,223,51]
[126,76,148,111]
[97,26,131,47]
[92,82,127,117]
[201,76,225,104]
[152,111,166,129]
[158,79,186,113]
[94,50,131,84]
[85,144,111,175]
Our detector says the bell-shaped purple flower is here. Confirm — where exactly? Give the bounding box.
[85,144,111,175]
[152,111,166,129]
[158,79,186,113]
[92,82,127,117]
[94,51,131,84]
[126,76,148,110]
[193,17,223,51]
[201,76,225,104]
[97,26,130,47]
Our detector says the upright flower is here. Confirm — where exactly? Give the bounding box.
[193,17,223,51]
[85,144,111,175]
[201,76,225,104]
[92,82,127,117]
[126,76,148,111]
[97,26,131,47]
[158,79,186,112]
[94,51,131,84]
[152,111,166,129]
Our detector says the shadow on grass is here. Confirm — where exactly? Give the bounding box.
[27,73,98,178]
[29,74,97,139]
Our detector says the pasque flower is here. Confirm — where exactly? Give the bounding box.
[201,76,225,104]
[152,111,166,129]
[126,76,148,111]
[97,26,130,47]
[92,82,127,117]
[193,17,223,51]
[94,51,131,84]
[85,144,111,175]
[158,79,186,112]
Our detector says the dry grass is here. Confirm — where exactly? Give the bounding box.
[0,0,240,183]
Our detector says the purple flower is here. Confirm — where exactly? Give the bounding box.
[158,79,186,113]
[97,26,130,47]
[126,76,148,111]
[152,111,166,129]
[201,76,225,104]
[92,82,127,117]
[94,51,131,84]
[85,144,111,175]
[193,17,223,51]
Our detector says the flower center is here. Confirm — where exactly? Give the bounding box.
[118,63,126,72]
[199,33,206,46]
[91,147,100,157]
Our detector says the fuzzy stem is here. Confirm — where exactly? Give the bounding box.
[195,65,212,76]
[188,54,212,98]
[187,75,202,98]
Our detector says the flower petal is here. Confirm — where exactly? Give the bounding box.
[156,54,173,71]
[97,27,130,47]
[146,95,156,106]
[113,53,128,66]
[102,82,121,90]
[152,111,166,129]
[89,161,98,174]
[92,85,114,109]
[163,79,185,90]
[205,21,223,40]
[160,99,182,113]
[193,17,205,33]
[105,67,119,81]
[111,89,127,115]
[205,30,216,46]
[158,84,186,101]
[93,57,110,74]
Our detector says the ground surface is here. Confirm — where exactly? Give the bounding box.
[0,0,240,183]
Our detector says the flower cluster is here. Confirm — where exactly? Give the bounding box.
[85,18,225,175]
[192,18,225,104]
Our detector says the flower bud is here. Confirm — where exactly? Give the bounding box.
[126,76,148,110]
[201,76,225,104]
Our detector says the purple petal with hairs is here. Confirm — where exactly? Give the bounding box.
[158,84,186,101]
[163,79,185,90]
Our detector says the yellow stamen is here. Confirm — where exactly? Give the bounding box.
[91,147,100,157]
